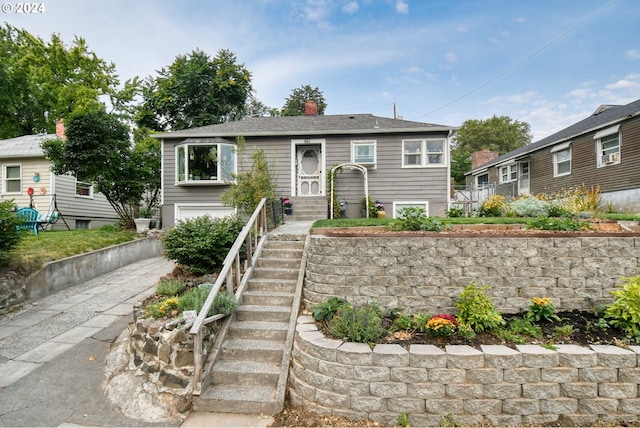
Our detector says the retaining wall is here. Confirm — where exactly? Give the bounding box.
[291,315,640,426]
[304,235,640,314]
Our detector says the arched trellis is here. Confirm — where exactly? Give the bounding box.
[329,163,369,219]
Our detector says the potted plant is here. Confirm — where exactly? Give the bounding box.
[134,206,157,233]
[375,201,386,218]
[282,197,293,215]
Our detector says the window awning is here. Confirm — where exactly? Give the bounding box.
[550,141,571,153]
[593,125,620,140]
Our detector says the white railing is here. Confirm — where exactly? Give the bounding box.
[189,198,269,386]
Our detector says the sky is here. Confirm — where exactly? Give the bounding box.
[3,0,640,141]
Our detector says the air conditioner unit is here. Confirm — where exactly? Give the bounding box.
[602,153,619,164]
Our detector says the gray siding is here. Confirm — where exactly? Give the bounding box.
[161,131,451,226]
[53,175,119,228]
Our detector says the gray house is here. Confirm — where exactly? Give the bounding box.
[0,128,119,229]
[465,98,640,212]
[155,108,457,227]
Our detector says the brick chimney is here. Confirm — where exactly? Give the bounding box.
[55,119,66,140]
[471,149,498,169]
[304,100,318,116]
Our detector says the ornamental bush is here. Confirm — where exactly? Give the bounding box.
[0,200,21,257]
[163,214,244,275]
[455,282,505,333]
[604,276,640,339]
[508,197,550,217]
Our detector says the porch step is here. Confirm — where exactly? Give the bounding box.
[211,360,280,386]
[247,278,296,293]
[194,385,279,414]
[220,338,284,362]
[241,290,294,307]
[236,304,291,322]
[194,235,305,416]
[287,196,327,221]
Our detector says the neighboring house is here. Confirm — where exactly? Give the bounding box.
[465,98,640,212]
[155,104,457,227]
[0,125,120,229]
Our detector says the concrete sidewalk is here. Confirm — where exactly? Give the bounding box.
[0,256,179,427]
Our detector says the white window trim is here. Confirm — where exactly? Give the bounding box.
[499,163,517,184]
[75,180,94,199]
[392,201,429,218]
[595,130,621,168]
[351,140,377,167]
[401,138,446,168]
[2,163,22,195]
[475,172,489,187]
[553,146,572,177]
[174,203,236,223]
[175,141,236,185]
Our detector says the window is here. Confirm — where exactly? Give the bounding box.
[499,164,517,183]
[75,181,93,198]
[553,148,571,176]
[402,139,445,167]
[176,141,236,184]
[594,126,621,167]
[351,140,376,166]
[3,164,21,194]
[392,201,429,218]
[476,173,489,187]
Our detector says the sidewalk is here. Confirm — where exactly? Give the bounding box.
[0,256,179,427]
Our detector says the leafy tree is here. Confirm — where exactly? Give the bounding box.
[0,24,124,138]
[221,139,277,215]
[281,84,327,116]
[450,115,532,184]
[136,49,253,131]
[454,115,532,154]
[41,111,160,229]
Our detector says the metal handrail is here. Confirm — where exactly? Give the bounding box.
[189,198,268,386]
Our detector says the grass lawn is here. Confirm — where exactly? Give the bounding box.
[1,228,137,270]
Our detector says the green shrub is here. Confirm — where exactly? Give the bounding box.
[508,197,550,217]
[163,215,244,275]
[328,302,387,343]
[412,312,432,333]
[177,284,237,317]
[604,276,640,338]
[312,297,347,322]
[0,200,21,257]
[455,282,505,333]
[446,206,465,218]
[548,203,572,218]
[360,195,379,218]
[526,217,591,231]
[156,279,187,296]
[178,284,214,316]
[387,207,450,232]
[213,290,238,315]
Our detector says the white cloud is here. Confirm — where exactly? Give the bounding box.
[395,0,409,14]
[445,52,457,63]
[626,49,640,60]
[343,2,359,14]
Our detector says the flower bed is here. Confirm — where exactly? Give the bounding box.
[291,315,640,427]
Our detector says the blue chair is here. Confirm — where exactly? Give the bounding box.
[16,207,39,235]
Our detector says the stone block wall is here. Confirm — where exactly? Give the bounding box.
[304,235,640,314]
[128,315,218,391]
[291,316,640,426]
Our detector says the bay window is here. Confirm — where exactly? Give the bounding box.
[176,140,235,184]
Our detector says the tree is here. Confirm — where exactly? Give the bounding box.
[221,139,277,215]
[0,24,123,139]
[41,111,160,229]
[281,84,327,116]
[136,49,253,131]
[454,115,532,154]
[450,115,532,184]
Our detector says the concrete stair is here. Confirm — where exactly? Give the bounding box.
[193,238,305,415]
[286,196,327,221]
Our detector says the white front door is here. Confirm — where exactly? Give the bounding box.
[296,146,323,195]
